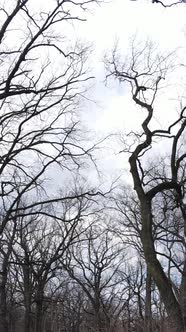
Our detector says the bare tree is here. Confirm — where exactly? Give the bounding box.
[7,191,99,332]
[61,223,130,332]
[0,1,104,331]
[0,0,102,237]
[105,40,186,331]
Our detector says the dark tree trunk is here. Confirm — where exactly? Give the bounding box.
[95,307,102,332]
[0,225,15,332]
[23,259,32,332]
[144,268,152,332]
[180,258,186,329]
[94,290,102,332]
[35,288,44,332]
[141,200,184,332]
[24,298,32,332]
[0,270,9,332]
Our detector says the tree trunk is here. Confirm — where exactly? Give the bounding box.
[95,307,102,332]
[94,290,102,332]
[141,200,184,332]
[23,260,32,332]
[24,297,32,332]
[35,288,44,332]
[180,257,186,329]
[144,268,152,332]
[0,271,9,332]
[0,230,15,332]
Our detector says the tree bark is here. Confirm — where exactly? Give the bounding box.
[35,288,44,332]
[141,199,184,332]
[23,258,32,332]
[180,257,186,329]
[24,291,32,332]
[144,268,152,332]
[94,299,102,332]
[0,273,9,332]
